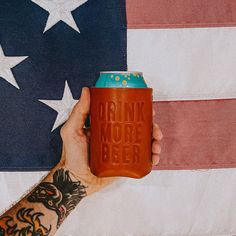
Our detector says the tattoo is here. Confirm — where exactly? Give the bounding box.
[27,169,86,228]
[0,208,51,236]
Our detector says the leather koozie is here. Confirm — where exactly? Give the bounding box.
[90,88,153,178]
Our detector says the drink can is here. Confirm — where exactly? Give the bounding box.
[90,71,153,178]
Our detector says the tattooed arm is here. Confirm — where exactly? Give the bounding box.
[0,87,163,236]
[0,165,85,235]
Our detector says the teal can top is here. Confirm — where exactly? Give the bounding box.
[95,71,148,88]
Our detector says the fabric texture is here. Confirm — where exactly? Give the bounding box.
[153,100,236,170]
[127,27,236,101]
[126,0,236,28]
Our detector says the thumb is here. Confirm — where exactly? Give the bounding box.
[63,87,90,134]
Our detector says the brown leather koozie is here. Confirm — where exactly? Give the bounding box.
[90,88,153,178]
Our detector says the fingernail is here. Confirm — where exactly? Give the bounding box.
[80,87,89,99]
[155,156,160,166]
[82,87,88,92]
[81,87,85,96]
[159,130,163,140]
[154,123,158,128]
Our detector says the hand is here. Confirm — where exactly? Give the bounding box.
[59,87,163,194]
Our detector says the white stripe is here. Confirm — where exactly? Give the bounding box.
[1,169,236,236]
[127,28,236,101]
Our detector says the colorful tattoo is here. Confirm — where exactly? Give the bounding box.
[0,208,51,236]
[27,169,86,228]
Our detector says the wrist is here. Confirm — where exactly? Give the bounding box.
[54,162,94,195]
[61,164,116,196]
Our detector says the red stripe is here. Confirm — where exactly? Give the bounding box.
[153,99,236,170]
[126,0,236,29]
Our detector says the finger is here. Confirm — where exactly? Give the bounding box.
[84,128,91,143]
[152,140,161,154]
[153,123,163,140]
[153,109,156,116]
[85,128,91,137]
[60,144,66,162]
[64,87,90,133]
[152,154,160,166]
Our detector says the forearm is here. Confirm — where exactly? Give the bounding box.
[0,163,89,235]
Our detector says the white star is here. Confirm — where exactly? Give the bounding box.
[0,45,28,89]
[31,0,88,33]
[39,81,78,131]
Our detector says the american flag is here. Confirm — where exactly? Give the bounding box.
[1,0,236,235]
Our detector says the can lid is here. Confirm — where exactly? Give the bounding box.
[96,71,147,88]
[100,71,143,76]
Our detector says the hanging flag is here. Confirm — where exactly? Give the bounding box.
[1,0,236,235]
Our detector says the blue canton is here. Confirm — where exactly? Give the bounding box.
[0,0,127,170]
